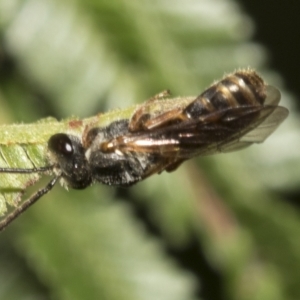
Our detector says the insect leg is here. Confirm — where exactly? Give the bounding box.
[0,176,59,232]
[140,108,185,130]
[0,166,53,174]
[129,90,171,131]
[165,159,186,173]
[147,90,171,102]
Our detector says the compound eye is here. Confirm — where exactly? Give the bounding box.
[48,133,74,156]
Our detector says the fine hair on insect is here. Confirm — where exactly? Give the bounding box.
[0,70,289,231]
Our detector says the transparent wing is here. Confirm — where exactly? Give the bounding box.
[264,85,281,105]
[192,105,288,155]
[239,106,288,143]
[218,85,288,153]
[111,103,288,158]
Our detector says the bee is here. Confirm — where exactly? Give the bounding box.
[0,70,289,231]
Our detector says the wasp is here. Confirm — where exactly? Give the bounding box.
[0,70,289,231]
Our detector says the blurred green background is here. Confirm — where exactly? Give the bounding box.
[0,0,300,299]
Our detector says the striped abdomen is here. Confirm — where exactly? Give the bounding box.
[184,70,267,119]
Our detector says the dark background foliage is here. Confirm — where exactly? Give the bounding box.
[241,0,300,102]
[241,0,300,218]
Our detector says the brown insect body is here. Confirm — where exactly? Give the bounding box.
[91,70,287,184]
[0,69,289,231]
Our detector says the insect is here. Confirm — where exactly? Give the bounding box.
[0,69,289,231]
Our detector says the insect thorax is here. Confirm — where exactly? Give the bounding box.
[85,120,157,186]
